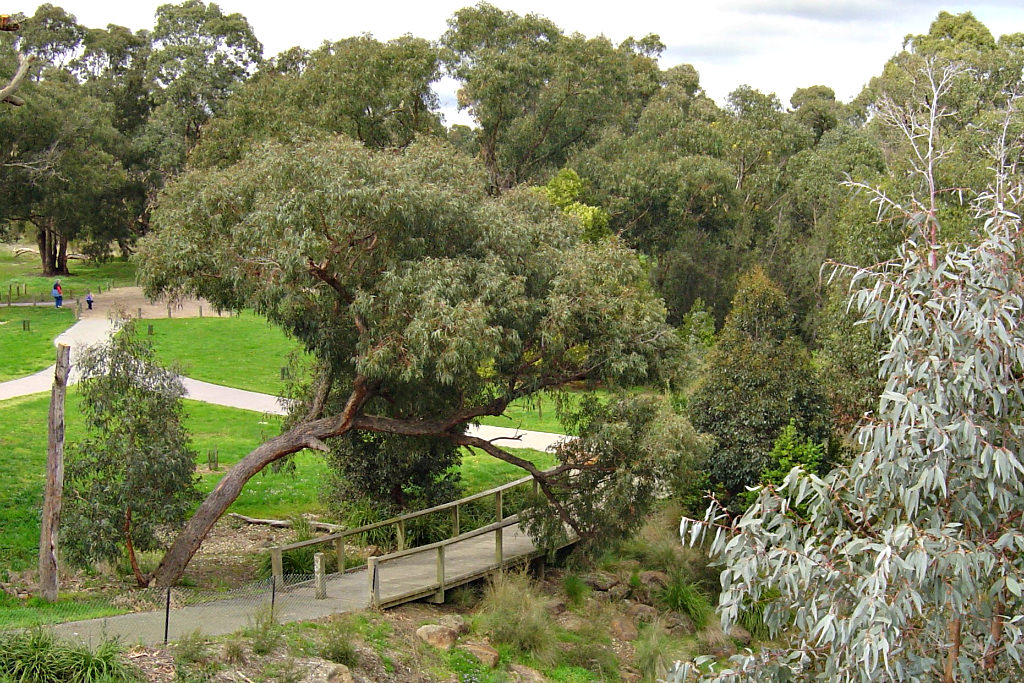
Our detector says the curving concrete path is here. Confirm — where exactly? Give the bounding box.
[0,313,570,451]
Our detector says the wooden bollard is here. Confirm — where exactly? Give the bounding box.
[22,320,29,331]
[314,552,326,599]
[199,306,202,318]
[148,324,154,336]
[137,307,142,319]
[166,305,171,318]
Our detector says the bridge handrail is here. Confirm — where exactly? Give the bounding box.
[267,471,544,586]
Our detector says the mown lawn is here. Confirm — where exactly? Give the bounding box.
[0,392,553,574]
[0,246,136,304]
[0,307,76,381]
[145,313,308,395]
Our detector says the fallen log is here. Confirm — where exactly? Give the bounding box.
[227,512,344,532]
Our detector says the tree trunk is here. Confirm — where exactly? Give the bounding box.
[35,222,70,276]
[56,233,69,276]
[123,507,149,587]
[943,617,961,682]
[38,344,70,602]
[36,224,54,276]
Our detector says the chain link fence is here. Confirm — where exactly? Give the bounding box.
[1,572,367,646]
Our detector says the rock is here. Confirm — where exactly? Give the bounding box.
[665,612,695,636]
[583,571,619,591]
[620,671,642,682]
[439,614,469,636]
[557,613,586,631]
[639,570,669,588]
[610,615,639,641]
[461,642,500,668]
[546,597,568,615]
[608,584,630,602]
[327,663,355,683]
[415,624,458,650]
[729,624,752,646]
[509,663,547,682]
[626,603,659,623]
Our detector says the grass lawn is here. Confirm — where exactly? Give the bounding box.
[0,245,136,304]
[145,313,307,395]
[0,392,553,575]
[0,307,76,381]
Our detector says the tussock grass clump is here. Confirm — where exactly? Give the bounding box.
[635,620,682,682]
[562,574,590,608]
[0,629,139,682]
[244,607,283,656]
[660,571,713,628]
[318,620,359,667]
[477,571,554,662]
[174,629,209,665]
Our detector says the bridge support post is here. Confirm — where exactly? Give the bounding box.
[495,490,503,522]
[495,526,503,566]
[368,556,380,608]
[335,537,346,572]
[430,545,446,604]
[314,552,326,599]
[396,520,406,551]
[270,548,284,591]
[452,505,460,536]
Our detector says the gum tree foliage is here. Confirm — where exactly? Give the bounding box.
[63,319,198,587]
[442,2,662,191]
[137,135,682,586]
[687,266,830,503]
[675,69,1024,683]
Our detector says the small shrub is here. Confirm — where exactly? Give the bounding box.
[635,620,674,682]
[477,572,554,662]
[262,658,304,683]
[174,629,209,665]
[221,637,245,665]
[245,607,283,655]
[561,641,619,679]
[562,574,590,608]
[319,622,358,667]
[660,572,712,628]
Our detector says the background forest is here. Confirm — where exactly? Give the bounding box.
[4,3,1024,680]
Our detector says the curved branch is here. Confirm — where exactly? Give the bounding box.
[1,53,35,107]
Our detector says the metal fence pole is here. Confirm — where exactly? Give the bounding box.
[270,576,276,619]
[163,588,171,645]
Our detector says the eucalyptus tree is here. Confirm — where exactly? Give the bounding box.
[674,66,1024,683]
[442,2,662,191]
[137,135,683,586]
[144,0,261,172]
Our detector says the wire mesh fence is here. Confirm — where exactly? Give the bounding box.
[0,572,366,646]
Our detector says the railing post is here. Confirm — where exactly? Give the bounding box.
[314,552,326,599]
[495,489,503,522]
[432,545,446,604]
[532,477,539,496]
[368,556,380,608]
[396,519,405,551]
[270,547,284,591]
[335,536,346,572]
[452,504,460,537]
[495,523,504,566]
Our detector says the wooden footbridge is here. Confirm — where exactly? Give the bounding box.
[52,473,576,645]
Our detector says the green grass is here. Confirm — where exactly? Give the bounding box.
[144,313,307,394]
[0,245,137,304]
[0,392,554,574]
[0,307,76,380]
[0,592,126,629]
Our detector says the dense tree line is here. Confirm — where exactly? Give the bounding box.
[8,3,1024,619]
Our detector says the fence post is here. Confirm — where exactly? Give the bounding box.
[335,537,346,572]
[432,545,446,604]
[368,556,380,608]
[199,306,202,318]
[270,547,284,591]
[495,489,503,522]
[495,523,504,566]
[314,552,326,599]
[163,587,171,645]
[452,505,460,537]
[167,304,171,318]
[396,519,405,551]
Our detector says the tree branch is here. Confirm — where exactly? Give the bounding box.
[1,53,36,107]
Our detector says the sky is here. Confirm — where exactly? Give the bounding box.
[25,0,1024,126]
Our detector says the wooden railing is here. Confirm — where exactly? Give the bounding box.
[267,473,542,591]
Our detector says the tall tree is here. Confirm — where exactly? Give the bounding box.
[144,0,261,173]
[137,135,682,586]
[442,2,662,191]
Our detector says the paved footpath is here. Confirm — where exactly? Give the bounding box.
[54,524,539,646]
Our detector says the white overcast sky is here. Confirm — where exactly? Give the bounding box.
[28,1,1024,126]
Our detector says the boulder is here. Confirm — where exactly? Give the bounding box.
[415,624,458,650]
[729,624,753,646]
[608,584,630,602]
[439,614,470,636]
[639,570,669,588]
[327,664,355,683]
[626,603,659,623]
[509,663,547,682]
[461,642,500,668]
[583,571,619,591]
[665,612,695,636]
[610,615,639,641]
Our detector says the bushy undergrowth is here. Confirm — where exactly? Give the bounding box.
[0,629,139,682]
[477,572,555,663]
[318,620,358,667]
[660,572,712,628]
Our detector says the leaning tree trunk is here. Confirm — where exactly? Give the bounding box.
[55,233,69,275]
[36,223,54,276]
[38,345,70,602]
